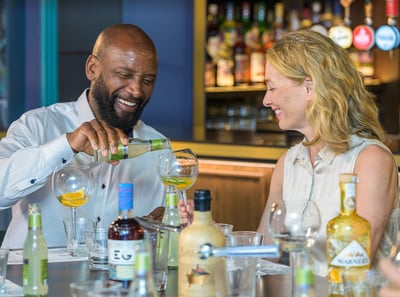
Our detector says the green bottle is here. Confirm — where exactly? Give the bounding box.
[94,138,171,162]
[161,186,182,269]
[23,203,48,297]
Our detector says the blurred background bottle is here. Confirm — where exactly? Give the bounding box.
[108,183,144,288]
[23,203,48,297]
[161,186,182,269]
[129,240,159,297]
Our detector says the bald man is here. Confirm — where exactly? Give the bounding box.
[0,24,167,248]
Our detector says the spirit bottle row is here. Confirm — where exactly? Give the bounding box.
[205,0,384,88]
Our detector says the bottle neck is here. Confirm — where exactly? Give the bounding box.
[165,187,178,209]
[192,210,213,225]
[118,183,134,219]
[28,213,43,231]
[340,180,357,215]
[119,209,134,219]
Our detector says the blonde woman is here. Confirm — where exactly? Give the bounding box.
[179,30,399,277]
[257,29,399,276]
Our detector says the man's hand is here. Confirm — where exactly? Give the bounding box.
[66,119,129,158]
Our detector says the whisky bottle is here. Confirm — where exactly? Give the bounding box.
[23,203,48,297]
[108,183,144,288]
[233,28,250,86]
[178,189,225,297]
[94,138,171,162]
[129,240,159,297]
[161,186,182,269]
[326,173,371,297]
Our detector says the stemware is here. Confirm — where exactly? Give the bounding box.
[51,164,94,227]
[268,200,321,296]
[157,148,199,219]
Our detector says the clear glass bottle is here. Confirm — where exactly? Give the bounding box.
[178,189,225,297]
[129,240,159,297]
[161,186,182,269]
[326,173,371,297]
[294,252,316,297]
[94,138,171,162]
[23,203,48,297]
[108,183,144,288]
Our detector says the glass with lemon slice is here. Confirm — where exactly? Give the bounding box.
[52,164,94,255]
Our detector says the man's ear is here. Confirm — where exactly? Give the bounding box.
[85,55,99,81]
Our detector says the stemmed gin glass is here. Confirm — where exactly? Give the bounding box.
[268,200,321,296]
[158,148,199,220]
[51,164,94,230]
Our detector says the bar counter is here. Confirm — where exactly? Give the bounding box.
[171,140,400,165]
[6,260,328,296]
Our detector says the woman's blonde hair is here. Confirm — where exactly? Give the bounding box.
[266,29,386,154]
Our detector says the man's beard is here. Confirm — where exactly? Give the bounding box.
[91,75,148,134]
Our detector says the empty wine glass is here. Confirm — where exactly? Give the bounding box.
[157,148,199,223]
[268,200,321,296]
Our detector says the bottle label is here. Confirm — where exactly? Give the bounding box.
[179,249,220,296]
[28,213,42,230]
[330,240,370,267]
[23,258,48,290]
[114,144,129,160]
[343,183,356,211]
[250,52,265,83]
[108,239,142,281]
[150,139,164,151]
[234,54,250,83]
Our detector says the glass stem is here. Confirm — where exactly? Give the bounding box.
[290,251,300,297]
[71,207,77,241]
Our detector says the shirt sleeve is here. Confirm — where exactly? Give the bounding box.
[0,132,75,208]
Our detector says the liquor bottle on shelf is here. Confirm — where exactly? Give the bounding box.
[108,183,144,288]
[310,1,328,36]
[288,6,301,32]
[233,26,250,86]
[273,2,285,42]
[320,0,333,30]
[239,1,252,39]
[178,189,225,297]
[216,43,234,87]
[204,51,216,87]
[249,2,266,86]
[94,138,171,162]
[326,173,371,297]
[222,1,237,48]
[161,186,182,269]
[206,3,220,63]
[129,240,159,297]
[300,1,312,29]
[23,203,48,297]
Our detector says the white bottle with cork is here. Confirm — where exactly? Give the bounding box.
[178,189,225,297]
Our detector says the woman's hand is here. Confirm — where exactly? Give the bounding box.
[178,199,194,225]
[378,258,400,297]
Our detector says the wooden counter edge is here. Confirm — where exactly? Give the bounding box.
[171,140,400,166]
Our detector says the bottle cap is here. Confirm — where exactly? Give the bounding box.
[194,189,212,211]
[118,183,134,211]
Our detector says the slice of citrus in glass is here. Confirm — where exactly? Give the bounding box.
[61,188,87,207]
